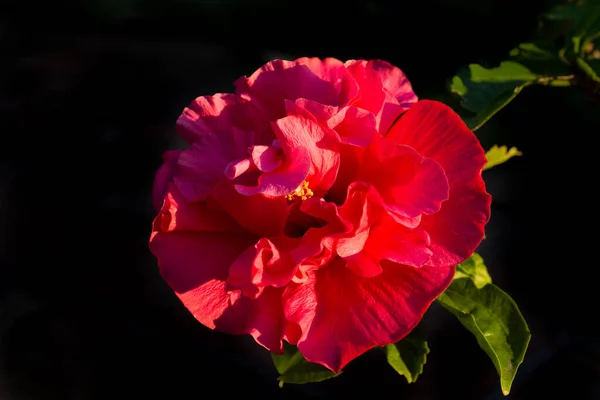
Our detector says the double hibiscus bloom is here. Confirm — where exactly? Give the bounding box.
[150,58,491,372]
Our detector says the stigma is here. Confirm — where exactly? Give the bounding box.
[285,180,314,202]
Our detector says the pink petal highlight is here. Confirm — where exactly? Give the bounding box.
[295,57,360,105]
[174,140,230,202]
[224,158,255,180]
[176,93,270,148]
[234,146,311,197]
[235,60,340,120]
[271,114,340,192]
[327,106,377,147]
[250,145,284,173]
[294,98,338,121]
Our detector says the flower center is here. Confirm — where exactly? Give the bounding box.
[285,180,314,202]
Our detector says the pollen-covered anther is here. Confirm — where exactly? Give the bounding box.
[285,180,314,202]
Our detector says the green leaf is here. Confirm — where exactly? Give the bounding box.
[450,61,539,131]
[483,145,523,171]
[576,57,600,82]
[545,0,600,56]
[544,2,582,22]
[384,331,429,383]
[437,280,531,396]
[271,343,341,387]
[453,253,492,288]
[509,42,573,76]
[450,39,576,131]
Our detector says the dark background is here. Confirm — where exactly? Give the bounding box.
[1,0,599,398]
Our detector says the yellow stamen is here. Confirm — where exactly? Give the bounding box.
[285,180,314,202]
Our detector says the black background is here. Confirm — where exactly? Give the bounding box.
[1,0,599,398]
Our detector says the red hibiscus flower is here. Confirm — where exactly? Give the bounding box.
[150,57,491,372]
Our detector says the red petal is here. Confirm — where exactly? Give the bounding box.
[150,231,286,353]
[367,60,418,109]
[366,217,432,267]
[153,183,244,235]
[176,93,271,147]
[234,146,311,197]
[421,179,491,266]
[283,258,455,372]
[173,94,275,202]
[235,60,340,120]
[367,59,418,134]
[345,60,386,115]
[386,100,491,266]
[295,57,359,105]
[378,102,407,136]
[293,98,338,121]
[227,237,299,295]
[271,114,340,192]
[386,100,486,183]
[327,106,377,147]
[290,198,349,268]
[224,157,255,180]
[248,286,287,353]
[326,144,367,205]
[335,183,433,275]
[152,150,182,212]
[361,136,449,227]
[212,180,290,237]
[149,231,256,333]
[250,145,283,173]
[174,140,231,202]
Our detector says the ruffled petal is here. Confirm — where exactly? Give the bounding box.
[386,100,491,266]
[176,93,270,148]
[212,180,291,238]
[173,94,275,202]
[250,145,283,173]
[227,236,300,296]
[295,57,359,105]
[175,140,231,202]
[247,286,287,353]
[271,113,340,192]
[337,183,433,274]
[293,98,338,121]
[327,106,377,147]
[153,183,244,235]
[149,231,256,333]
[234,146,311,197]
[150,230,286,353]
[367,59,418,109]
[235,60,340,120]
[152,150,182,212]
[360,136,449,227]
[344,60,386,115]
[283,258,455,372]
